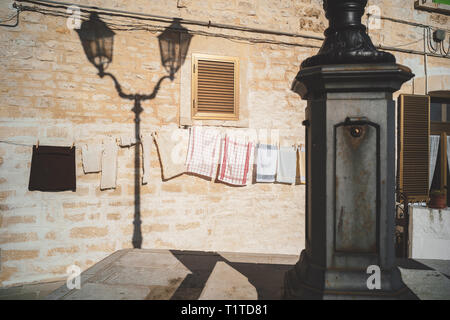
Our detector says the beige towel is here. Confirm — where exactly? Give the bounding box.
[299,144,306,184]
[153,128,189,180]
[100,137,118,190]
[119,135,137,147]
[141,134,152,185]
[81,143,102,173]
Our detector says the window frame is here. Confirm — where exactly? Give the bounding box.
[430,100,450,203]
[191,53,240,121]
[414,0,450,14]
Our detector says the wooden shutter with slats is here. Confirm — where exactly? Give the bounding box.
[192,54,239,120]
[397,94,430,202]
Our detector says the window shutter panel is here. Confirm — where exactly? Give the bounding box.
[192,54,239,120]
[397,94,430,202]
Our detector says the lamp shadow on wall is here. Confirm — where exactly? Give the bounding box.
[77,13,192,249]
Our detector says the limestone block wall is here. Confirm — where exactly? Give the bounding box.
[0,0,449,287]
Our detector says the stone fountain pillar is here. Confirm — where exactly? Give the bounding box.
[284,0,415,299]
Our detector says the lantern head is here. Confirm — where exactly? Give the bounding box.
[77,12,115,75]
[158,19,192,80]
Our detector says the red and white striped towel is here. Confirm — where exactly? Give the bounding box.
[186,126,221,178]
[218,135,254,186]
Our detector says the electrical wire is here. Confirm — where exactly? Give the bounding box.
[0,140,34,147]
[19,4,322,49]
[0,4,20,27]
[440,39,450,56]
[427,27,438,53]
[371,13,450,33]
[0,11,19,22]
[424,26,450,57]
[13,2,450,59]
[15,0,324,41]
[383,37,424,49]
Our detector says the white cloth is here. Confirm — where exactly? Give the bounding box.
[141,134,152,185]
[276,146,297,184]
[186,126,222,179]
[299,144,306,184]
[100,137,118,190]
[256,144,278,183]
[81,143,102,173]
[153,129,189,180]
[429,135,440,189]
[119,135,137,147]
[447,137,450,183]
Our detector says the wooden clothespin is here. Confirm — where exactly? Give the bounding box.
[36,139,39,150]
[70,140,75,149]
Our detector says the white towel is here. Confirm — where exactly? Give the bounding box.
[218,135,254,186]
[141,134,152,185]
[186,126,222,179]
[100,137,118,190]
[153,129,189,180]
[256,144,278,183]
[276,146,297,184]
[119,135,137,147]
[81,143,102,173]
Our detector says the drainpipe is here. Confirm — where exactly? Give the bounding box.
[424,28,428,95]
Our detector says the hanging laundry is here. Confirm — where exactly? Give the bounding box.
[276,146,297,184]
[141,133,152,185]
[28,145,76,192]
[153,128,189,180]
[81,143,102,173]
[186,126,221,179]
[299,144,306,184]
[218,135,254,186]
[119,135,137,147]
[256,143,278,183]
[100,137,118,190]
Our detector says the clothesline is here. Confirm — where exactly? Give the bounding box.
[0,122,304,149]
[0,136,304,149]
[4,126,307,192]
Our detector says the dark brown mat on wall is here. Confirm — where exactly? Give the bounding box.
[28,145,76,192]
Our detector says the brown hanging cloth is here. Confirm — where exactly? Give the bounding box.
[28,145,76,192]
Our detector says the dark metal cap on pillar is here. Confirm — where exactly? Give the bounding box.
[301,0,395,68]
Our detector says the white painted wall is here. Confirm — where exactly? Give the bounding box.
[409,205,450,260]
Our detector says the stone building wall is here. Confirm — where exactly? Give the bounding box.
[0,0,449,287]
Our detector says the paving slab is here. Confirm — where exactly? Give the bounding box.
[399,268,450,300]
[62,283,151,300]
[199,261,258,300]
[88,264,190,287]
[1,249,449,300]
[0,280,65,300]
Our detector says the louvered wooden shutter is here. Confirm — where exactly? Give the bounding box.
[192,54,239,120]
[397,94,430,202]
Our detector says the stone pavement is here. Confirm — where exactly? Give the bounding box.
[1,248,450,300]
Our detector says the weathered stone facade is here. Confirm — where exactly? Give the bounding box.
[0,0,449,287]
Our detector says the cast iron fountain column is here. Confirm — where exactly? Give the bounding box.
[284,0,415,299]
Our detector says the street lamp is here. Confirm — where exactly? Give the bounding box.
[158,18,192,80]
[77,12,115,75]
